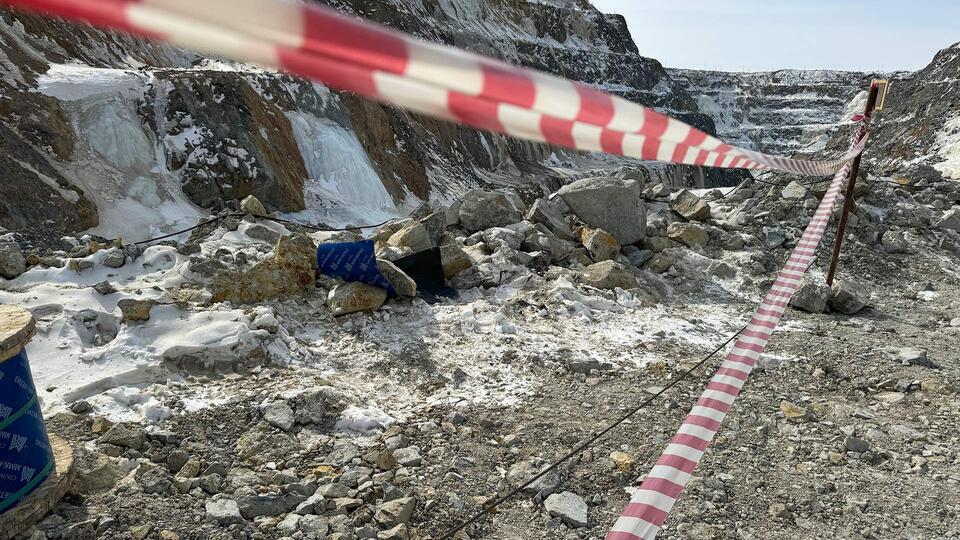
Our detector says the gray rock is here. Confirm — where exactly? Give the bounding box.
[374,497,416,528]
[392,446,422,467]
[579,227,620,262]
[624,247,654,267]
[764,227,787,248]
[94,281,117,295]
[581,260,638,290]
[526,198,574,240]
[439,243,472,278]
[237,493,304,519]
[844,435,870,453]
[935,208,960,231]
[277,513,301,534]
[99,425,146,450]
[829,280,867,314]
[897,348,939,369]
[339,467,373,488]
[245,224,281,244]
[377,524,409,540]
[316,482,351,498]
[199,474,223,495]
[102,248,126,268]
[790,280,831,314]
[388,222,435,252]
[781,181,808,199]
[459,191,523,232]
[377,259,417,298]
[74,453,122,493]
[670,190,711,221]
[881,229,910,253]
[240,195,268,216]
[666,222,709,247]
[543,491,588,528]
[262,401,295,431]
[522,230,572,263]
[299,515,329,535]
[507,460,560,495]
[117,299,156,322]
[167,450,189,474]
[419,211,447,245]
[205,499,244,525]
[327,282,387,316]
[292,387,336,425]
[558,177,646,245]
[140,467,173,495]
[294,491,325,514]
[481,227,524,250]
[0,242,26,279]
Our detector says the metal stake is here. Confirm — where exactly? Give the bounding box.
[825,83,882,286]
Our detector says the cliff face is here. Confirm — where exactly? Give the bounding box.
[857,43,960,180]
[0,0,732,239]
[669,68,877,156]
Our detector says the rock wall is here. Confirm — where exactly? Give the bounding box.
[0,1,747,239]
[669,68,877,156]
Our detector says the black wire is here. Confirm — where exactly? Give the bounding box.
[130,213,240,246]
[125,212,397,246]
[437,323,748,540]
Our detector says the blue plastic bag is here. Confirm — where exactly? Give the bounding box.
[316,240,396,296]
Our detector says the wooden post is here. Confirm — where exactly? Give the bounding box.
[825,83,881,286]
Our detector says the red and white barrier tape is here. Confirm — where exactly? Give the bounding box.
[1,0,865,176]
[606,122,868,539]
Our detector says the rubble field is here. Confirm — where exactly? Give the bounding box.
[2,170,960,540]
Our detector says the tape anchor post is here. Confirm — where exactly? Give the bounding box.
[826,80,887,286]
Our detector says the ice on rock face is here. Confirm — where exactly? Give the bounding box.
[83,101,156,170]
[286,113,399,227]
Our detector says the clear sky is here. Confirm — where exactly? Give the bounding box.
[590,0,960,72]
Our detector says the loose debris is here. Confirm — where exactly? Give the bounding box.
[4,172,960,540]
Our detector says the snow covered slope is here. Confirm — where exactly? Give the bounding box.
[0,1,738,241]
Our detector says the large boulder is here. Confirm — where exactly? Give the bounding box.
[558,177,646,245]
[376,259,417,297]
[579,227,619,262]
[0,242,26,279]
[789,279,831,314]
[388,222,435,252]
[240,195,268,216]
[829,279,867,314]
[666,222,708,247]
[522,229,572,263]
[670,190,711,221]
[327,282,387,316]
[458,191,522,232]
[209,234,317,304]
[580,261,638,290]
[526,198,574,240]
[439,243,473,278]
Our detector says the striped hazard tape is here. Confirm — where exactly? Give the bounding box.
[2,0,866,176]
[606,122,869,539]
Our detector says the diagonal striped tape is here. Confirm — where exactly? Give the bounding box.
[606,124,869,539]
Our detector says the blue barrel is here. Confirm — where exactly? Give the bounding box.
[0,306,53,516]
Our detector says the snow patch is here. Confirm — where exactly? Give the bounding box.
[933,114,960,178]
